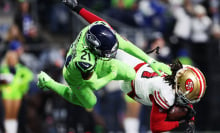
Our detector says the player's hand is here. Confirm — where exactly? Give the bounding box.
[37,71,53,91]
[148,59,172,76]
[185,121,195,133]
[62,0,78,9]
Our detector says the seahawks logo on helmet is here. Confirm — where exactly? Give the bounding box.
[86,32,101,48]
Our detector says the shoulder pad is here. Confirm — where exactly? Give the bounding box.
[75,61,94,73]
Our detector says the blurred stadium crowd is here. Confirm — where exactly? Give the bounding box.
[0,0,220,133]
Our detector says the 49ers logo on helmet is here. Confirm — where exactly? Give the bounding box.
[185,79,194,92]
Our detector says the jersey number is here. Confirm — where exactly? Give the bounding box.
[141,71,158,78]
[81,51,91,61]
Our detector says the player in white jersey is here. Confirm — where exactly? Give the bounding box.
[122,62,175,108]
[117,50,207,133]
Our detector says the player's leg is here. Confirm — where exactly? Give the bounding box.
[71,85,97,109]
[37,71,82,106]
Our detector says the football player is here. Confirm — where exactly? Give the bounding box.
[118,50,206,133]
[64,1,207,132]
[37,0,171,109]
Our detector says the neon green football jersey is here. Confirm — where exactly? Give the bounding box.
[63,21,136,90]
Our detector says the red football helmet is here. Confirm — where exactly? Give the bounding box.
[175,65,206,104]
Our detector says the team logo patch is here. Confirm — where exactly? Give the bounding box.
[86,32,101,47]
[185,79,194,92]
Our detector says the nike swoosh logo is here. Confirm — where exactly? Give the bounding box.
[82,63,90,68]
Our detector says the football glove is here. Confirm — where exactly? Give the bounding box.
[148,59,172,76]
[62,0,78,10]
[37,71,53,91]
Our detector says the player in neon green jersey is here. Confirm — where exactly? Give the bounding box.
[37,0,172,109]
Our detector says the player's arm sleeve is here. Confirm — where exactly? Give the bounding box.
[105,59,136,81]
[72,6,154,64]
[84,71,115,91]
[72,5,108,24]
[150,98,179,133]
[82,60,135,90]
[116,33,154,64]
[75,61,115,90]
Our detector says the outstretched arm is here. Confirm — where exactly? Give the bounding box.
[62,0,171,76]
[85,59,136,90]
[115,34,171,76]
[72,6,107,24]
[85,71,116,91]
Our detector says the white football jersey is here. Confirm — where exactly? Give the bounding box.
[117,50,175,110]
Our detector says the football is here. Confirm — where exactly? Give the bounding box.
[166,105,189,121]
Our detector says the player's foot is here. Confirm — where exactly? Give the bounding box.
[37,71,53,90]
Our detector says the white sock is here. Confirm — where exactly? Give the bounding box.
[123,117,140,133]
[4,119,18,133]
